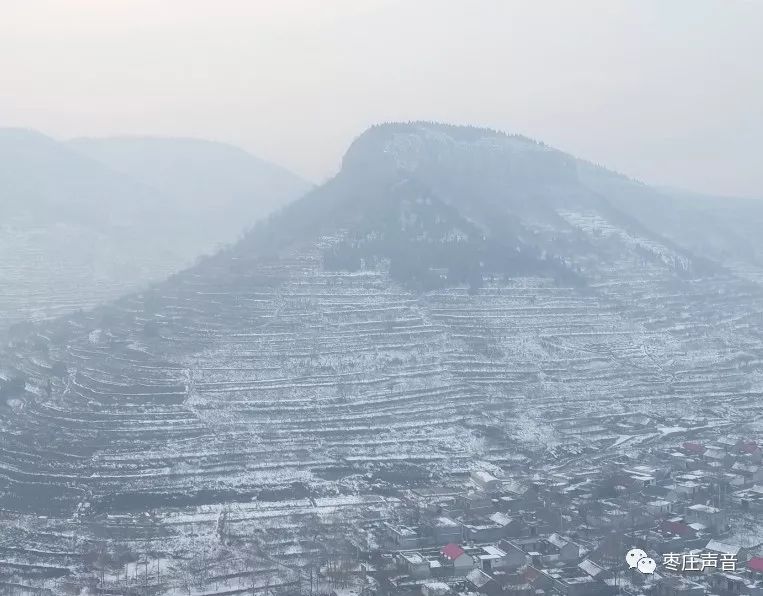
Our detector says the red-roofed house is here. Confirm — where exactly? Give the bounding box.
[441,543,464,560]
[661,520,696,538]
[748,557,763,576]
[683,442,705,455]
[440,543,474,576]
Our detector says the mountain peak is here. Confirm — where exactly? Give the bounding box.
[341,121,577,188]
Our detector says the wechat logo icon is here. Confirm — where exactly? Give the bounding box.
[626,548,656,574]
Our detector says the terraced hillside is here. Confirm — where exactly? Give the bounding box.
[1,123,762,593]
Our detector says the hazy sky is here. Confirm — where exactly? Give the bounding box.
[2,0,762,197]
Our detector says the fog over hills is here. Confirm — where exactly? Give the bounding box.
[575,163,763,286]
[1,122,761,593]
[69,136,309,238]
[0,129,310,327]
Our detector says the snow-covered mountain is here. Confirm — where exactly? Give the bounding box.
[242,122,717,289]
[1,122,761,592]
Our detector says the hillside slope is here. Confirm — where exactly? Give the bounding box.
[0,129,309,328]
[0,122,761,592]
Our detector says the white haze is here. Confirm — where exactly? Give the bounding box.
[1,0,762,197]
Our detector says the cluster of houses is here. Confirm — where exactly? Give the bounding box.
[349,436,763,596]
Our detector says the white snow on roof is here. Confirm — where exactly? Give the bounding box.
[688,504,720,514]
[472,470,498,483]
[482,545,507,557]
[489,512,513,526]
[706,540,742,554]
[578,559,605,578]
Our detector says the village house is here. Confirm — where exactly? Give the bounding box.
[462,517,506,543]
[643,484,679,504]
[668,480,701,499]
[386,523,421,549]
[470,470,501,493]
[465,568,501,596]
[723,472,747,489]
[658,517,710,549]
[646,499,674,517]
[732,484,763,512]
[453,490,493,516]
[705,539,748,563]
[703,446,729,466]
[667,449,694,471]
[731,462,763,486]
[576,558,610,583]
[708,571,753,595]
[652,530,707,556]
[487,512,524,537]
[501,480,535,501]
[424,516,463,545]
[440,543,474,576]
[739,441,761,463]
[399,551,431,579]
[543,533,581,564]
[497,540,530,570]
[748,557,763,579]
[686,503,728,533]
[682,442,706,457]
[476,544,509,573]
[627,471,656,490]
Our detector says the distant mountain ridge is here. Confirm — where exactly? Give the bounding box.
[68,136,309,231]
[0,128,310,328]
[0,128,163,227]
